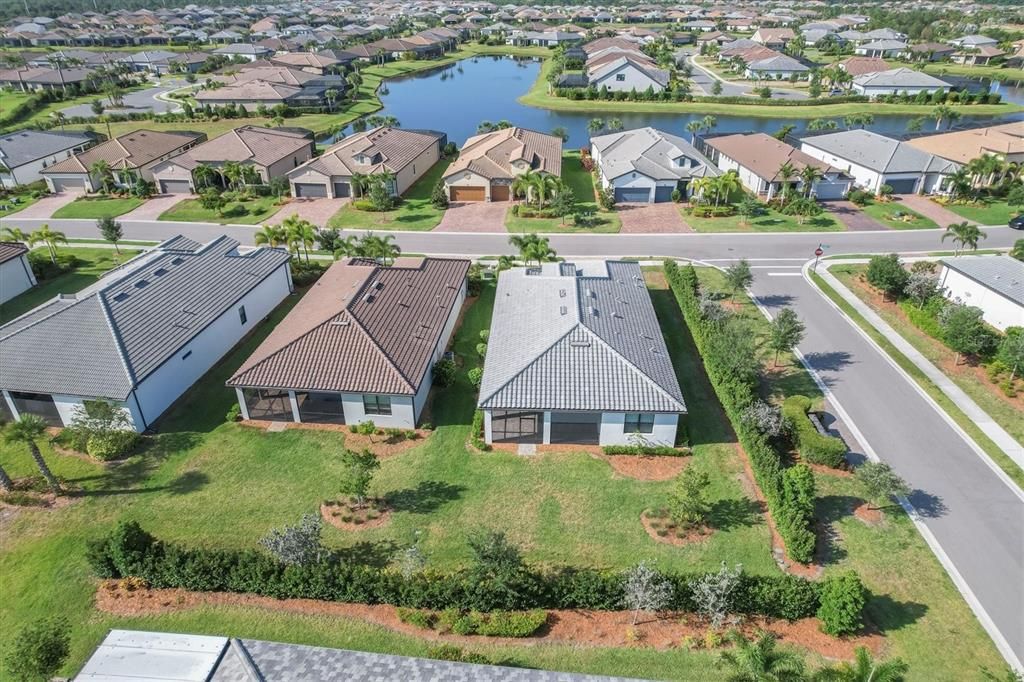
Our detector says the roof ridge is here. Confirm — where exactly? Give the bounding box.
[344,310,416,392]
[232,128,255,159]
[479,322,582,406]
[96,291,139,389]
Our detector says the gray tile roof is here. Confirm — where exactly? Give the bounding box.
[853,67,950,89]
[941,256,1024,305]
[0,236,289,400]
[800,129,959,175]
[0,129,92,168]
[591,126,720,183]
[479,261,685,413]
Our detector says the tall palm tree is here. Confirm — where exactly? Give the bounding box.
[192,163,216,190]
[508,233,555,265]
[254,224,285,248]
[799,165,822,198]
[686,120,703,143]
[813,646,909,682]
[931,105,960,131]
[946,167,973,202]
[5,415,61,495]
[90,159,112,193]
[511,171,537,203]
[30,225,67,265]
[1,226,33,244]
[715,170,740,207]
[607,118,623,132]
[719,631,806,682]
[282,215,316,262]
[363,233,400,265]
[587,118,605,136]
[775,162,796,203]
[324,87,340,112]
[941,221,986,256]
[221,161,244,190]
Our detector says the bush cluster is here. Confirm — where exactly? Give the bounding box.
[782,396,846,468]
[86,431,140,461]
[664,261,816,563]
[817,571,866,636]
[87,520,834,621]
[470,410,489,451]
[601,445,688,457]
[397,607,548,637]
[290,260,327,287]
[28,252,79,282]
[685,205,737,218]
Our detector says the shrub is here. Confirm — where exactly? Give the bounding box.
[427,644,490,664]
[848,189,872,207]
[86,430,140,461]
[817,572,866,636]
[259,514,325,566]
[290,260,327,286]
[470,609,547,637]
[432,358,457,387]
[468,366,483,388]
[470,410,489,451]
[353,421,377,436]
[430,179,449,209]
[3,617,71,682]
[476,342,487,358]
[782,396,846,468]
[226,403,241,422]
[866,254,909,300]
[396,607,435,629]
[601,445,686,456]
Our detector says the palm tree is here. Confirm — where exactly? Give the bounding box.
[90,159,112,193]
[511,172,536,203]
[5,415,61,495]
[814,647,909,682]
[254,224,285,248]
[941,221,986,256]
[946,167,973,202]
[686,120,703,143]
[30,225,67,265]
[931,105,961,131]
[282,215,316,262]
[719,631,806,682]
[1,226,33,244]
[221,161,244,190]
[193,163,216,190]
[715,170,740,207]
[799,165,822,198]
[0,460,13,492]
[508,233,555,265]
[324,87,340,112]
[607,118,623,132]
[775,162,796,203]
[587,118,605,136]
[363,233,400,265]
[52,111,67,132]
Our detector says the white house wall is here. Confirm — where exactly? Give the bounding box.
[411,278,466,421]
[801,143,886,192]
[592,63,664,92]
[599,412,678,446]
[939,266,1024,332]
[342,393,416,429]
[2,142,90,188]
[0,255,37,304]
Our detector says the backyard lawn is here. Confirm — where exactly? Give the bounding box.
[943,199,1020,225]
[158,195,283,225]
[504,152,621,234]
[686,205,844,233]
[859,201,938,230]
[327,159,452,232]
[51,196,144,219]
[0,187,41,218]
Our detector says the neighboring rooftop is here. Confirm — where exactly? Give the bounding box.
[293,126,444,178]
[942,256,1024,306]
[445,126,562,180]
[705,133,838,180]
[41,129,202,174]
[0,128,92,168]
[156,126,311,171]
[906,122,1024,164]
[591,126,720,181]
[801,129,959,174]
[853,67,950,88]
[0,241,28,265]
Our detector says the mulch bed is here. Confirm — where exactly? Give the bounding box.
[853,502,884,527]
[0,476,79,512]
[640,511,713,547]
[94,581,883,661]
[597,454,688,481]
[320,498,392,531]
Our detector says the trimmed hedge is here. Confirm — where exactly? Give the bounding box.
[782,396,846,468]
[397,607,548,637]
[87,521,829,621]
[664,261,816,563]
[601,445,688,456]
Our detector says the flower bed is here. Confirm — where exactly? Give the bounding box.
[320,496,391,530]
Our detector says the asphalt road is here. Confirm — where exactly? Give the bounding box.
[58,79,185,117]
[751,269,1024,666]
[687,55,808,101]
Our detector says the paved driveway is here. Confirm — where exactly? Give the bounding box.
[5,191,83,219]
[687,56,807,101]
[823,200,887,231]
[272,198,349,228]
[434,202,509,232]
[895,194,972,227]
[617,202,692,233]
[60,79,187,117]
[120,194,191,221]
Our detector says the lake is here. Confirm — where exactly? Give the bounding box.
[336,55,1024,148]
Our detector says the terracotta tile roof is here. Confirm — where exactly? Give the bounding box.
[227,257,470,394]
[706,133,837,180]
[159,126,312,171]
[214,66,320,86]
[42,129,202,174]
[444,127,562,181]
[837,56,891,76]
[269,52,341,69]
[907,122,1024,164]
[291,127,443,178]
[195,80,302,102]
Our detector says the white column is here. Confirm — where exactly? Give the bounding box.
[483,410,493,444]
[2,390,19,420]
[542,411,552,445]
[235,388,250,421]
[289,391,301,423]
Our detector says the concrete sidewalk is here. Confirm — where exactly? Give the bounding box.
[818,260,1024,472]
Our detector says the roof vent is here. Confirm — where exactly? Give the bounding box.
[363,293,374,304]
[559,305,567,315]
[113,292,129,302]
[171,257,185,265]
[589,306,599,316]
[372,279,383,290]
[134,279,149,289]
[154,268,168,277]
[585,288,595,298]
[570,340,591,348]
[331,318,350,326]
[559,288,566,297]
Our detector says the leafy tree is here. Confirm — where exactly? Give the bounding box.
[816,571,866,636]
[741,400,785,438]
[1007,184,1024,211]
[767,308,805,367]
[5,415,61,495]
[338,449,380,507]
[693,561,742,629]
[621,561,673,625]
[855,462,911,509]
[551,126,569,143]
[816,647,908,681]
[939,303,994,364]
[736,197,763,226]
[549,186,576,224]
[711,79,723,95]
[719,630,806,681]
[315,228,342,253]
[467,529,524,583]
[259,513,325,566]
[668,466,711,529]
[97,216,123,254]
[430,179,449,209]
[941,222,986,256]
[4,617,71,682]
[905,271,942,308]
[866,254,909,301]
[723,259,753,300]
[997,328,1024,381]
[198,187,226,214]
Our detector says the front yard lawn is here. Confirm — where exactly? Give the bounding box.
[51,196,144,219]
[859,201,938,230]
[686,205,843,233]
[327,159,452,231]
[504,152,621,234]
[158,195,283,225]
[942,199,1019,225]
[0,189,40,218]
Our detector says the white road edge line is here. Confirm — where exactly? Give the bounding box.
[797,260,1023,671]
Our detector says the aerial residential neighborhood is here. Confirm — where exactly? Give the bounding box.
[0,0,1023,680]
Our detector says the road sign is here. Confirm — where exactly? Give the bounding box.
[814,247,823,256]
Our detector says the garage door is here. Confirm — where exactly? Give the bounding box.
[813,181,848,200]
[653,185,676,203]
[159,179,192,194]
[490,184,510,201]
[615,187,651,203]
[294,183,327,198]
[50,177,86,192]
[884,178,918,194]
[451,186,485,202]
[333,182,350,198]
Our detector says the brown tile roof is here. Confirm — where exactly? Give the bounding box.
[214,66,320,86]
[293,127,443,178]
[0,241,28,265]
[837,56,891,76]
[444,127,562,181]
[42,129,202,174]
[269,52,341,69]
[160,126,312,171]
[195,80,302,102]
[907,122,1024,164]
[706,133,837,180]
[227,257,470,394]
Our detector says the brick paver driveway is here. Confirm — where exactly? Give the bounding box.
[617,202,692,233]
[121,193,192,221]
[4,191,83,220]
[271,198,349,228]
[894,194,972,226]
[823,200,887,231]
[434,201,508,232]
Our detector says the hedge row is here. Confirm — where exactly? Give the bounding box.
[601,445,688,456]
[663,261,816,563]
[88,521,823,620]
[782,396,846,469]
[397,607,548,637]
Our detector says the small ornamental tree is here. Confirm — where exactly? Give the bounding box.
[549,187,576,225]
[866,253,909,301]
[997,328,1024,381]
[395,530,427,578]
[855,461,911,510]
[621,561,673,625]
[338,449,380,507]
[692,561,742,629]
[259,513,325,566]
[4,617,71,682]
[432,358,456,387]
[97,216,123,254]
[667,466,711,529]
[905,271,942,308]
[430,179,449,209]
[736,196,762,226]
[723,259,753,300]
[741,400,785,438]
[199,187,226,214]
[767,308,805,367]
[940,303,996,364]
[817,571,866,636]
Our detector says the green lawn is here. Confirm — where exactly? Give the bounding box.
[51,196,144,219]
[327,159,452,232]
[859,201,939,230]
[0,247,141,324]
[942,199,1020,225]
[158,195,283,225]
[686,205,844,233]
[0,188,41,218]
[505,152,621,234]
[923,62,1024,83]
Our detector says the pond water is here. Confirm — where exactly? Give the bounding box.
[333,56,1024,148]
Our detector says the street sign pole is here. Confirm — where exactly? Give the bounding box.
[812,243,825,272]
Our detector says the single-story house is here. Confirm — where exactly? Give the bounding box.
[590,126,720,203]
[745,54,810,80]
[478,260,686,447]
[119,50,208,74]
[194,80,328,109]
[0,65,97,91]
[588,55,669,93]
[854,39,908,58]
[269,52,342,74]
[0,235,292,431]
[836,56,890,77]
[41,129,205,192]
[751,27,795,49]
[859,28,907,42]
[799,129,960,195]
[442,126,562,202]
[852,67,951,98]
[227,257,469,428]
[213,43,272,61]
[287,127,445,199]
[702,133,851,200]
[907,42,957,62]
[949,34,999,49]
[0,128,94,188]
[952,45,1007,67]
[0,242,36,304]
[939,256,1024,332]
[906,122,1024,166]
[149,126,314,194]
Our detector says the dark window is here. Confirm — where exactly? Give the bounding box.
[182,350,192,360]
[238,305,247,325]
[9,391,62,426]
[491,410,543,444]
[616,73,626,81]
[242,388,292,421]
[296,392,346,424]
[362,394,392,416]
[624,413,655,434]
